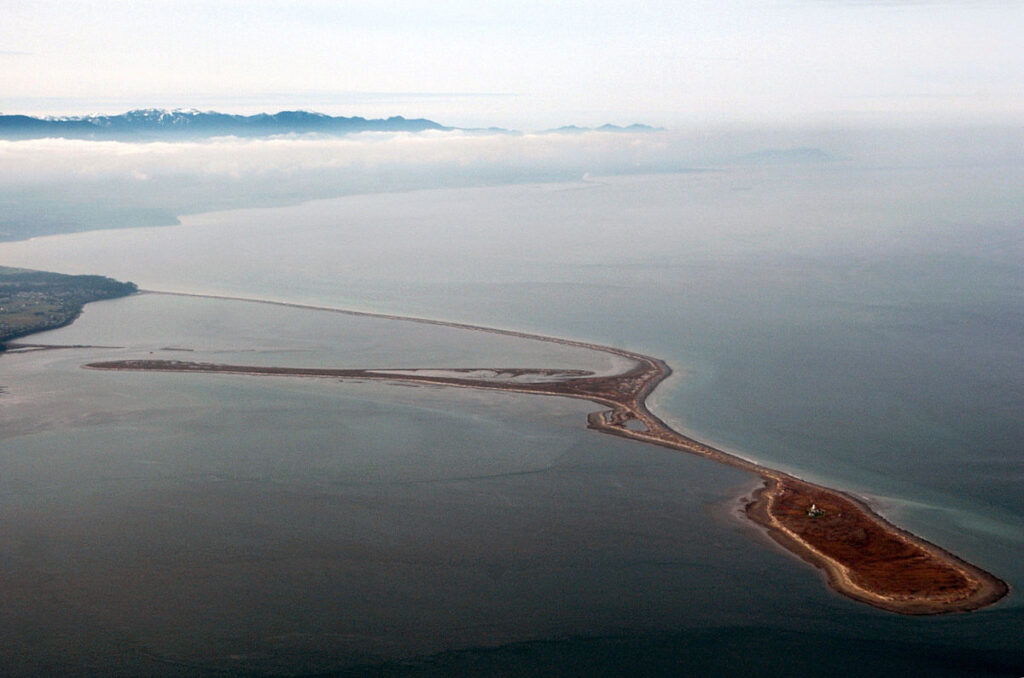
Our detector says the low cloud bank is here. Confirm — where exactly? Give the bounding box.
[0,130,678,183]
[1,125,1020,241]
[1,130,689,239]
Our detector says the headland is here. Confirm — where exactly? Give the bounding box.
[0,266,137,350]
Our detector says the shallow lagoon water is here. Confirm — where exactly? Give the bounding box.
[1,166,1022,674]
[2,299,792,675]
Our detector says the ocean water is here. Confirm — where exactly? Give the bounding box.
[1,163,1022,675]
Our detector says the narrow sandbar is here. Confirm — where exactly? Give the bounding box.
[84,291,1009,614]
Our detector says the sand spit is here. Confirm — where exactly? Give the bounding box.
[84,291,1008,614]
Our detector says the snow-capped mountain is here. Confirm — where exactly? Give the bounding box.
[0,109,450,140]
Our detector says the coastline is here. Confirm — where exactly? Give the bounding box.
[0,267,137,350]
[82,290,1009,615]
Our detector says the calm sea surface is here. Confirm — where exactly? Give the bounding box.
[1,165,1022,675]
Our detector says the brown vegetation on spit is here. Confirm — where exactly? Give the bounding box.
[83,293,1008,615]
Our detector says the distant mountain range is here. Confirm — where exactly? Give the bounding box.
[0,109,665,140]
[541,123,664,134]
[0,109,449,140]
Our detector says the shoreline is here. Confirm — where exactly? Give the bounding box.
[78,290,1010,615]
[0,267,137,350]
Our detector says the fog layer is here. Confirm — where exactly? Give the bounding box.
[1,125,1021,240]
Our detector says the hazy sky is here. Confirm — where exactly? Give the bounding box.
[2,0,1022,127]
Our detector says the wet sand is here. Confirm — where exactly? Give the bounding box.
[84,291,1008,615]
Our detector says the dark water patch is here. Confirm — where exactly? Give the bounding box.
[332,626,1024,678]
